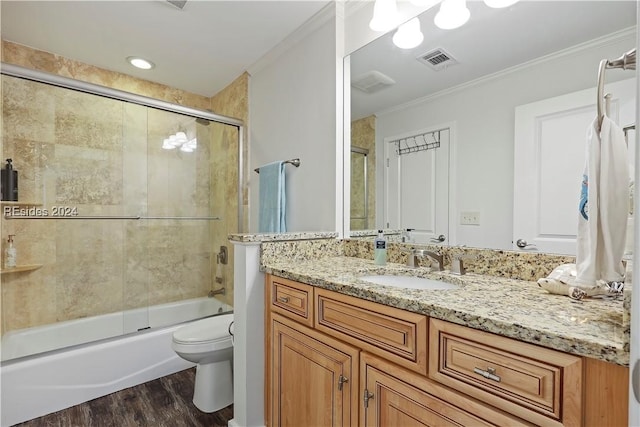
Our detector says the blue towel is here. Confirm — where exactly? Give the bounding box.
[258,161,286,233]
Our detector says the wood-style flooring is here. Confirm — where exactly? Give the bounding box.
[13,368,233,427]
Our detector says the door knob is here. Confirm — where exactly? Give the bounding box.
[515,239,536,249]
[430,234,446,243]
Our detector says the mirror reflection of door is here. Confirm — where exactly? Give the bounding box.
[513,78,636,254]
[384,127,450,245]
[350,147,369,230]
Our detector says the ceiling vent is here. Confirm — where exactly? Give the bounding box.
[351,71,396,94]
[416,48,458,71]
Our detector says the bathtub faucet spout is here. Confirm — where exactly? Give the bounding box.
[208,287,225,297]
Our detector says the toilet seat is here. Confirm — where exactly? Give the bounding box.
[172,314,233,346]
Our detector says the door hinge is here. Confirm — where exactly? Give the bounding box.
[338,374,348,391]
[363,389,374,408]
[386,158,389,167]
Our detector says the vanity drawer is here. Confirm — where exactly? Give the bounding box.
[429,318,582,426]
[268,276,314,327]
[315,288,427,374]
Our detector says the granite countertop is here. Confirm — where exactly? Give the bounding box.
[229,231,338,243]
[262,256,628,366]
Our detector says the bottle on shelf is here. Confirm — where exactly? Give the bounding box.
[5,234,17,269]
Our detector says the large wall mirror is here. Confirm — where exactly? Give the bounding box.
[348,1,637,254]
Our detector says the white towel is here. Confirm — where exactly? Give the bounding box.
[576,116,629,285]
[258,161,286,233]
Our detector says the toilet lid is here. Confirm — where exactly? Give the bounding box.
[173,313,233,344]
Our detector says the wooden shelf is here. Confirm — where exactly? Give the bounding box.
[0,264,43,275]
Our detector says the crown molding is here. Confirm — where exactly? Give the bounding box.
[377,26,637,117]
[247,2,337,76]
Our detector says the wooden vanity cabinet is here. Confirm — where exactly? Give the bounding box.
[270,314,359,427]
[360,352,529,427]
[266,274,628,427]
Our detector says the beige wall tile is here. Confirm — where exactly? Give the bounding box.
[1,43,248,337]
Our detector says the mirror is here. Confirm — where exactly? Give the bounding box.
[348,1,636,251]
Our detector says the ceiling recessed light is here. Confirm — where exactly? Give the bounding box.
[126,56,155,70]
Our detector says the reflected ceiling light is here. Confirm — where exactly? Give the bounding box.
[126,56,155,70]
[392,18,424,49]
[162,131,197,152]
[483,0,519,8]
[434,0,470,30]
[369,0,400,32]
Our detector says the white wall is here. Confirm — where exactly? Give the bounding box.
[249,7,337,233]
[376,32,636,250]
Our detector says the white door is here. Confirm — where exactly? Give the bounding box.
[513,78,635,254]
[384,127,450,245]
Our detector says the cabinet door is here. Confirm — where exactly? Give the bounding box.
[361,353,527,427]
[271,314,359,427]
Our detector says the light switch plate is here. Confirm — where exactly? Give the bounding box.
[460,211,480,225]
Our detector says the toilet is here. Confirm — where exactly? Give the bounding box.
[171,313,234,413]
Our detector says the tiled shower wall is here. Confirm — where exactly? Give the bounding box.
[351,115,376,230]
[0,41,247,332]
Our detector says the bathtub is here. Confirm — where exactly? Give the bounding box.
[1,297,232,427]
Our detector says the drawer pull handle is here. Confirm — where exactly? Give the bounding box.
[277,296,290,303]
[338,374,348,391]
[363,389,374,408]
[473,367,501,382]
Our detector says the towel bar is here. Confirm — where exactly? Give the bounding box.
[597,48,636,132]
[254,158,300,173]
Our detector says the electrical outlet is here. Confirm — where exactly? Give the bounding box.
[460,211,480,225]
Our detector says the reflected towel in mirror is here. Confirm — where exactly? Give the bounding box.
[576,116,629,285]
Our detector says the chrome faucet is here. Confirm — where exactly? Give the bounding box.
[402,248,444,270]
[423,250,444,271]
[402,248,424,268]
[451,254,477,275]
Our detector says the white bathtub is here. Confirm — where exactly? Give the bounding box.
[0,297,232,427]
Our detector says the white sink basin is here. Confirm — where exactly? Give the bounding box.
[359,275,459,290]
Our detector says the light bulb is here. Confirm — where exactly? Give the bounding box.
[126,56,155,70]
[392,18,424,49]
[369,0,400,32]
[483,0,519,8]
[162,139,175,150]
[434,0,470,30]
[175,132,188,143]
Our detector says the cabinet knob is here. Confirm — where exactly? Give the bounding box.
[277,296,290,303]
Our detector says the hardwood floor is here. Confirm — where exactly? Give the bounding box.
[14,368,233,427]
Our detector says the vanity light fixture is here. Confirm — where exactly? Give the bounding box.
[126,56,155,70]
[392,18,424,49]
[369,0,400,32]
[483,0,519,8]
[434,0,470,30]
[162,131,197,152]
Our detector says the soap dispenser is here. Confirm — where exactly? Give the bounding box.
[1,158,18,201]
[5,235,16,269]
[374,230,387,266]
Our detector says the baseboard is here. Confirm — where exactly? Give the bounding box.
[228,419,266,427]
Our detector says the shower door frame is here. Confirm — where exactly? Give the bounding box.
[0,62,245,232]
